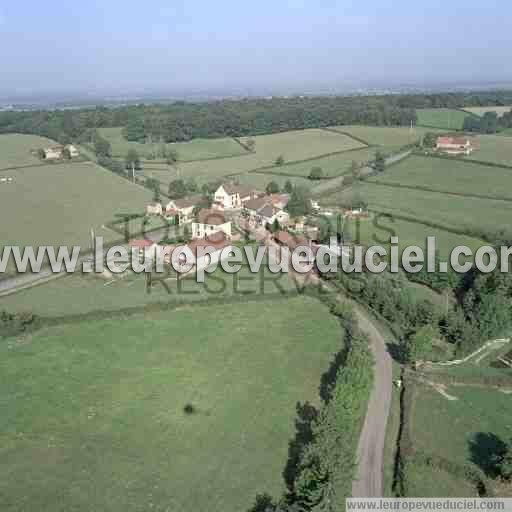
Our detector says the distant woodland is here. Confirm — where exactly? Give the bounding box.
[2,90,512,144]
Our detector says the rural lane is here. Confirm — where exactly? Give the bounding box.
[351,306,393,498]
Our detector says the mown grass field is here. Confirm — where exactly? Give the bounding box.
[410,386,512,471]
[369,155,512,199]
[0,162,152,263]
[142,129,367,186]
[251,147,378,178]
[322,182,512,241]
[467,135,512,167]
[327,125,442,149]
[336,215,484,258]
[229,172,311,191]
[0,296,341,512]
[416,109,471,130]
[98,127,249,161]
[0,134,58,170]
[1,261,299,317]
[463,106,512,118]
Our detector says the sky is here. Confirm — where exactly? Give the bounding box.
[1,0,511,99]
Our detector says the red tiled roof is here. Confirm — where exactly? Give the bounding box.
[186,232,230,255]
[197,209,226,225]
[437,136,470,146]
[129,239,154,248]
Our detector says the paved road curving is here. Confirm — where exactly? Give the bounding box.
[351,306,393,498]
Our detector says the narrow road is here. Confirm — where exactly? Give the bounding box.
[351,306,393,497]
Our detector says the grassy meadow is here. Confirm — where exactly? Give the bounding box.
[328,125,441,149]
[98,127,249,161]
[0,134,58,170]
[322,182,512,240]
[0,296,341,512]
[369,155,512,199]
[0,161,152,258]
[416,109,471,130]
[468,135,512,167]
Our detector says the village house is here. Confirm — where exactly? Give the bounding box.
[165,196,201,224]
[146,202,163,216]
[274,230,319,265]
[213,184,259,210]
[129,239,159,261]
[192,209,232,239]
[67,144,80,158]
[44,146,64,160]
[243,196,290,226]
[436,136,474,155]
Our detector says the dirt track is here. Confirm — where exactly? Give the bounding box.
[351,306,393,497]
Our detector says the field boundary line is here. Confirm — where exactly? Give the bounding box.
[0,159,89,174]
[319,127,371,146]
[367,180,512,204]
[413,151,512,171]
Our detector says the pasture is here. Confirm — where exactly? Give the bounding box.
[416,108,471,130]
[0,134,57,170]
[467,135,512,167]
[142,128,367,185]
[1,262,298,317]
[322,182,512,241]
[228,172,310,191]
[369,155,512,200]
[463,106,512,118]
[338,215,484,258]
[98,127,249,161]
[327,125,441,150]
[0,296,341,512]
[0,162,152,258]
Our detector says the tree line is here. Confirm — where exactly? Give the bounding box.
[2,90,512,145]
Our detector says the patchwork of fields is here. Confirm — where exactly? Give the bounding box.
[416,108,472,130]
[98,127,249,161]
[0,296,341,512]
[369,154,512,200]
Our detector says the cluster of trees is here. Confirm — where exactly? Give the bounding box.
[286,186,312,217]
[5,90,512,146]
[463,109,512,134]
[327,253,512,362]
[247,298,373,511]
[0,311,37,339]
[167,178,199,198]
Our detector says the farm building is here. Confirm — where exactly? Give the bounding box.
[436,136,474,155]
[165,196,201,223]
[44,146,64,160]
[146,202,163,216]
[192,209,232,240]
[243,196,290,226]
[214,184,259,210]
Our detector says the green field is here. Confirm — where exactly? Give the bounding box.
[468,135,512,167]
[0,296,341,512]
[411,386,512,470]
[250,147,378,178]
[416,109,471,130]
[369,155,512,199]
[229,172,311,191]
[98,127,249,161]
[463,106,512,118]
[327,125,442,149]
[0,161,152,257]
[142,129,367,186]
[1,260,300,317]
[322,182,512,241]
[338,215,484,258]
[0,134,58,170]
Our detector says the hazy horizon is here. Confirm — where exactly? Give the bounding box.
[1,1,512,101]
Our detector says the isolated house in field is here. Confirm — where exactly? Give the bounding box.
[165,196,201,223]
[214,184,258,210]
[44,146,64,160]
[146,202,163,216]
[436,136,473,155]
[66,144,80,158]
[192,209,232,239]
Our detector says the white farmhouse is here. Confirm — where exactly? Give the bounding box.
[213,184,258,210]
[192,209,232,239]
